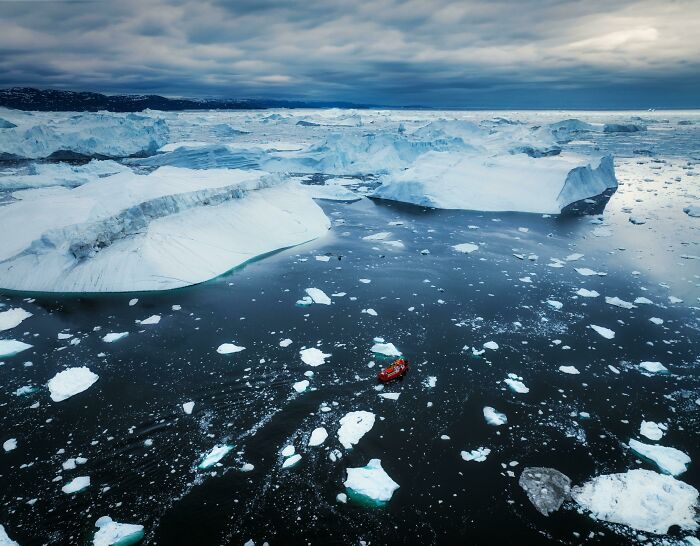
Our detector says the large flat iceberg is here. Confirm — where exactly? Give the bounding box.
[372,152,616,214]
[0,167,329,292]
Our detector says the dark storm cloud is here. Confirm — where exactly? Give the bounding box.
[0,0,698,107]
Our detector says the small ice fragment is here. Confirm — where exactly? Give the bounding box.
[379,392,400,400]
[216,343,245,354]
[198,445,233,469]
[139,314,161,325]
[566,253,584,261]
[605,296,636,309]
[453,243,479,254]
[282,454,302,468]
[344,459,399,504]
[371,342,401,357]
[649,317,663,325]
[292,380,309,393]
[279,338,293,347]
[305,288,331,305]
[640,421,665,441]
[62,475,90,494]
[93,516,144,546]
[576,288,599,298]
[504,378,529,394]
[483,406,507,426]
[638,361,668,374]
[102,332,128,343]
[128,298,138,306]
[628,439,690,476]
[483,341,499,350]
[558,365,580,375]
[362,308,378,316]
[308,427,328,447]
[669,296,683,304]
[359,278,371,284]
[423,376,437,388]
[461,447,491,462]
[240,463,254,472]
[3,438,17,452]
[547,300,563,310]
[590,325,615,339]
[300,347,330,366]
[281,445,295,457]
[182,401,195,415]
[336,493,347,503]
[48,367,99,402]
[634,297,653,304]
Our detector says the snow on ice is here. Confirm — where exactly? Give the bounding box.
[344,459,399,504]
[47,367,99,402]
[338,411,375,449]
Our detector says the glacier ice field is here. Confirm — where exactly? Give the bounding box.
[0,107,698,545]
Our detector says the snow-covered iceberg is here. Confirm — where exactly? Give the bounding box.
[572,469,698,534]
[344,459,399,505]
[93,516,144,546]
[0,167,329,292]
[372,152,616,214]
[0,111,168,159]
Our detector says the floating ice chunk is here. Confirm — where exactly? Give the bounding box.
[281,445,295,458]
[669,296,683,304]
[308,427,328,447]
[649,317,663,325]
[62,475,90,494]
[423,376,437,388]
[3,438,17,452]
[483,341,499,350]
[48,367,99,402]
[338,411,375,449]
[279,338,293,347]
[102,332,128,343]
[362,232,392,241]
[461,447,491,462]
[362,308,378,316]
[93,516,145,546]
[603,123,646,133]
[379,392,400,400]
[198,445,233,469]
[590,325,615,339]
[605,296,636,309]
[292,380,309,393]
[240,463,254,472]
[371,342,401,357]
[0,524,19,546]
[0,340,32,358]
[546,300,563,310]
[453,243,479,254]
[566,253,584,261]
[300,347,330,366]
[628,439,690,476]
[576,288,599,298]
[62,457,87,470]
[344,459,399,504]
[139,314,161,325]
[519,467,571,516]
[638,361,668,374]
[182,401,195,415]
[282,454,302,468]
[305,288,331,305]
[216,343,245,354]
[483,406,507,426]
[575,267,605,277]
[558,365,580,375]
[128,298,138,306]
[572,469,698,534]
[634,297,653,304]
[336,493,347,503]
[0,308,32,332]
[358,278,371,284]
[640,421,665,441]
[504,375,529,394]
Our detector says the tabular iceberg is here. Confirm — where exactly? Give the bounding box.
[0,167,329,292]
[372,152,617,214]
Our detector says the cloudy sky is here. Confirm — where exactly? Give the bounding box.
[1,0,698,107]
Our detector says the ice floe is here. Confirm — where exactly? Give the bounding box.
[638,361,668,374]
[558,365,580,374]
[0,308,32,332]
[216,343,245,355]
[371,342,401,357]
[3,438,17,452]
[62,475,90,494]
[572,469,698,534]
[640,421,665,441]
[590,325,615,339]
[344,459,399,504]
[304,288,331,305]
[93,516,145,546]
[308,427,328,447]
[102,332,128,343]
[299,347,330,366]
[453,243,479,254]
[198,445,233,469]
[0,340,32,358]
[292,380,309,393]
[628,438,690,476]
[182,401,195,415]
[461,447,491,462]
[338,411,375,449]
[576,288,599,298]
[483,406,507,426]
[0,525,19,546]
[47,367,99,402]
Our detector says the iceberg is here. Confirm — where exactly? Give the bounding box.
[603,123,646,133]
[299,347,330,366]
[198,444,233,469]
[308,427,328,447]
[93,516,144,546]
[640,421,665,441]
[572,469,698,534]
[371,342,401,357]
[0,525,19,546]
[338,411,375,449]
[344,459,399,505]
[519,467,571,516]
[48,367,99,402]
[62,475,90,494]
[483,406,507,426]
[0,112,168,159]
[0,160,129,192]
[628,439,690,476]
[0,167,330,292]
[372,152,616,214]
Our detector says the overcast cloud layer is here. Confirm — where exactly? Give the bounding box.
[1,0,698,107]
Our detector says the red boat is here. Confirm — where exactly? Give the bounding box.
[378,359,409,382]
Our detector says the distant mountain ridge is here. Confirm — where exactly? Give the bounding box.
[0,87,370,112]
